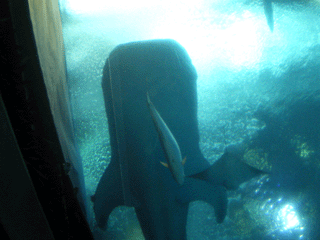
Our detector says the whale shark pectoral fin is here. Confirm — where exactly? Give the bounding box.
[214,151,268,190]
[182,156,187,165]
[93,159,140,230]
[160,161,169,168]
[191,150,267,191]
[176,177,228,223]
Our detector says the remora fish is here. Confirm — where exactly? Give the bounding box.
[147,92,185,185]
[263,0,274,32]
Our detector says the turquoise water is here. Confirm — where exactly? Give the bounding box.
[61,0,320,239]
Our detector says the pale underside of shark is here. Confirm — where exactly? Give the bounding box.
[92,39,265,240]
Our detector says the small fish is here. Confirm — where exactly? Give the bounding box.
[147,92,185,185]
[263,0,274,32]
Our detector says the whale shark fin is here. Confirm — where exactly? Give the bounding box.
[93,159,138,230]
[175,148,267,223]
[190,150,267,191]
[211,150,267,190]
[176,178,228,223]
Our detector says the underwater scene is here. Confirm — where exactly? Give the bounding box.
[59,0,320,239]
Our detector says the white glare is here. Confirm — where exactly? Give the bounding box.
[62,0,274,79]
[66,0,202,14]
[277,204,300,230]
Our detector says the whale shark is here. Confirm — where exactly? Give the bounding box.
[92,39,265,239]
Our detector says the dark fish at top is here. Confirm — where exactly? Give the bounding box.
[264,0,274,32]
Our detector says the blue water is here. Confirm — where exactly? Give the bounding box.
[60,0,320,239]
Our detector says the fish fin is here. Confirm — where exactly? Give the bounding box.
[93,159,140,229]
[179,147,267,223]
[176,178,227,223]
[263,0,274,32]
[182,156,187,165]
[160,161,169,168]
[190,149,267,190]
[212,150,267,190]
